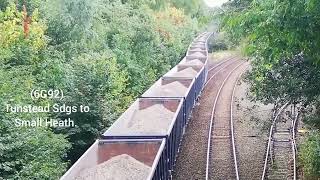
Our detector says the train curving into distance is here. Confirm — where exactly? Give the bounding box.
[61,32,213,180]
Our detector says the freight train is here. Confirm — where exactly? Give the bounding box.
[61,32,213,180]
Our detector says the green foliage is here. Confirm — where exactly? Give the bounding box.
[222,1,320,177]
[300,131,320,177]
[208,32,229,52]
[0,4,46,66]
[54,52,130,163]
[40,0,100,58]
[0,65,70,180]
[246,54,320,104]
[0,4,71,179]
[222,0,320,104]
[1,0,212,178]
[0,127,70,180]
[0,0,42,14]
[100,0,161,95]
[223,0,320,62]
[171,0,201,15]
[304,100,320,131]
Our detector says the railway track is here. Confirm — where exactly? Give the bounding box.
[207,56,238,73]
[205,61,248,180]
[262,103,300,180]
[173,56,248,179]
[205,57,239,87]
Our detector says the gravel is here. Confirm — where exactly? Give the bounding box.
[144,81,188,97]
[125,104,175,135]
[233,74,274,180]
[188,52,206,58]
[181,59,204,66]
[190,44,205,48]
[170,67,198,77]
[131,104,175,134]
[190,48,204,51]
[75,154,151,180]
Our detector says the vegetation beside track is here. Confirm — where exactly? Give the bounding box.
[219,0,320,178]
[0,0,214,178]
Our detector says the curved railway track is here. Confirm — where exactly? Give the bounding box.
[205,57,239,87]
[261,103,300,180]
[207,56,238,73]
[205,61,248,180]
[173,56,248,179]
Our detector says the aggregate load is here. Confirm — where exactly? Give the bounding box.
[182,59,204,66]
[197,37,206,42]
[192,42,205,45]
[191,45,205,48]
[190,47,205,51]
[145,81,188,97]
[108,104,175,135]
[75,154,151,180]
[188,52,206,58]
[169,67,198,77]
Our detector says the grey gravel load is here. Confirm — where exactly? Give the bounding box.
[108,104,175,135]
[190,48,204,51]
[145,81,188,97]
[75,154,151,180]
[188,52,206,58]
[191,45,205,49]
[182,59,204,66]
[192,41,206,46]
[170,67,198,77]
[130,104,175,134]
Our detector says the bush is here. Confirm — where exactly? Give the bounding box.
[207,32,230,52]
[0,0,213,178]
[300,131,320,178]
[53,52,130,163]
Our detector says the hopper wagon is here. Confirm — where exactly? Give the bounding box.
[102,98,184,172]
[60,139,167,180]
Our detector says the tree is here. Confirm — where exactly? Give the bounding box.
[221,0,320,177]
[300,132,320,177]
[221,0,320,103]
[0,4,70,179]
[1,0,212,177]
[53,52,130,163]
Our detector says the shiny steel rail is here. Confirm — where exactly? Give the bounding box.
[291,108,300,180]
[230,67,248,180]
[205,61,245,180]
[205,57,239,87]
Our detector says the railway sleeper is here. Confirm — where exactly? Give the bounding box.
[211,135,230,139]
[273,139,291,143]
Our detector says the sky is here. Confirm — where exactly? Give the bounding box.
[204,0,229,7]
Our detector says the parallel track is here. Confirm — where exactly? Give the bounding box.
[207,56,238,73]
[206,57,238,85]
[261,103,299,180]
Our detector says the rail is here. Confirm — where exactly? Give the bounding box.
[205,57,238,87]
[292,108,300,180]
[230,67,248,180]
[261,102,289,180]
[205,61,245,180]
